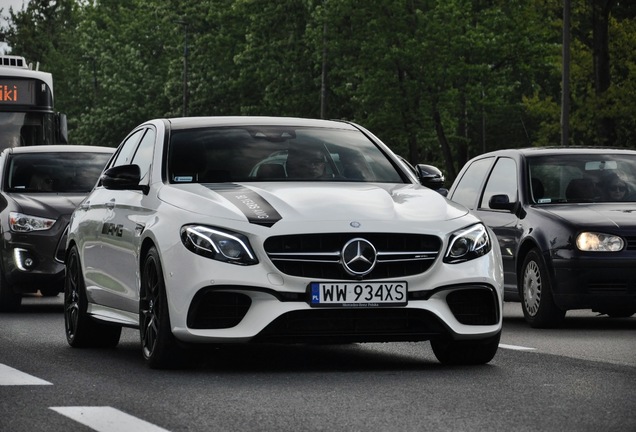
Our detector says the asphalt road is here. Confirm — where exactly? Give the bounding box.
[0,295,634,432]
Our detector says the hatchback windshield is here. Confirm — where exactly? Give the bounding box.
[5,152,112,193]
[528,154,636,203]
[168,126,406,183]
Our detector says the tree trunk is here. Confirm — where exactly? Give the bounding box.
[592,0,617,146]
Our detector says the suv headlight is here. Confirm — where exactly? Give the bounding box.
[9,212,56,232]
[444,223,491,263]
[180,225,258,265]
[576,232,624,252]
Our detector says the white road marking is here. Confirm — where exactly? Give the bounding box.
[50,407,171,432]
[499,343,537,351]
[0,363,52,385]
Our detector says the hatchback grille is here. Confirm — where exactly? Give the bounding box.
[264,233,441,279]
[625,236,636,251]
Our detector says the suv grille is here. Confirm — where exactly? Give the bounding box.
[264,233,441,280]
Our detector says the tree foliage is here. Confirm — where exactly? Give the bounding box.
[1,0,634,179]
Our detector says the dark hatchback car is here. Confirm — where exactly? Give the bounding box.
[0,145,114,311]
[448,147,636,327]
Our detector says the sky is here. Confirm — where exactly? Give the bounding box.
[0,0,29,54]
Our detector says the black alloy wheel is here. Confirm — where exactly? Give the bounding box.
[64,245,121,347]
[139,246,188,369]
[431,331,501,365]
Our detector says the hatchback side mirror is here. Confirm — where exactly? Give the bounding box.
[101,164,146,192]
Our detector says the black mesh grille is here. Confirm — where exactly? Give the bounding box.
[254,308,448,343]
[187,291,252,329]
[264,233,441,279]
[446,288,499,325]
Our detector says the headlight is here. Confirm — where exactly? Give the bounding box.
[444,223,491,264]
[180,225,258,265]
[576,232,624,252]
[9,212,56,232]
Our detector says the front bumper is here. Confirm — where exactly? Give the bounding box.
[1,224,67,293]
[162,247,504,344]
[551,256,636,312]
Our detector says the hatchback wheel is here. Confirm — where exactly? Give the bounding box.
[520,249,565,328]
[431,331,501,365]
[140,247,188,369]
[64,245,121,347]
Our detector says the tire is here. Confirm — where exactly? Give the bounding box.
[39,286,61,297]
[431,331,501,365]
[64,245,122,348]
[139,247,188,369]
[0,271,21,312]
[519,249,565,328]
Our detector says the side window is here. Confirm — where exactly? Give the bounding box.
[479,157,518,209]
[111,129,144,168]
[450,157,494,209]
[131,128,155,183]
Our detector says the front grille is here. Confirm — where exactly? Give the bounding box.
[587,282,631,295]
[187,290,251,329]
[254,308,448,343]
[264,233,441,279]
[446,287,499,325]
[625,236,636,251]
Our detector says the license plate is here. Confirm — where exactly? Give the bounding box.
[309,281,407,307]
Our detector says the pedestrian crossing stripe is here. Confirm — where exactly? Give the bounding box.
[0,363,52,385]
[50,407,171,432]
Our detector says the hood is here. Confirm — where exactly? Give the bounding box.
[158,182,468,226]
[540,203,636,228]
[9,192,88,218]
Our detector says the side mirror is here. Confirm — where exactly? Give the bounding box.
[415,164,445,190]
[489,194,516,211]
[101,164,145,191]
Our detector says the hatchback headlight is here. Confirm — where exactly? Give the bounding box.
[9,212,56,232]
[181,225,258,265]
[576,232,624,252]
[444,223,491,263]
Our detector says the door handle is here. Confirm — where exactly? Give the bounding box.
[105,199,115,210]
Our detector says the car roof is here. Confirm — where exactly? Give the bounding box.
[4,145,115,155]
[476,147,636,158]
[161,116,359,131]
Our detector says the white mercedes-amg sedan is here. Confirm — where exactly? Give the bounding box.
[64,117,503,369]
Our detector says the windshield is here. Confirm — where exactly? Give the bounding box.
[528,154,636,203]
[168,126,406,183]
[0,112,56,150]
[5,151,112,193]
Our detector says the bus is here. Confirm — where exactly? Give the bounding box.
[0,55,68,151]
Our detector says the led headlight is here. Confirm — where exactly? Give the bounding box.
[576,232,624,252]
[9,212,56,232]
[444,223,491,264]
[181,225,258,265]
